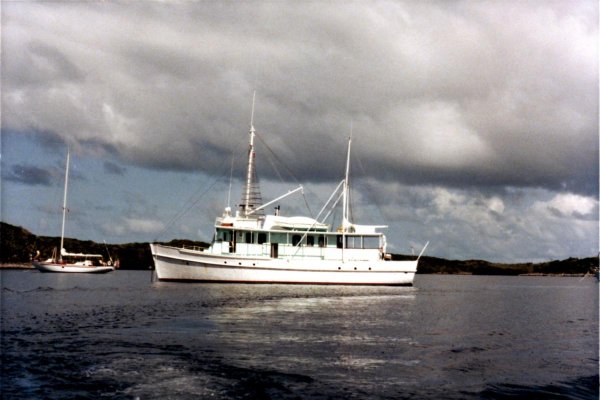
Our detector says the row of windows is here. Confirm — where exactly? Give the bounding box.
[216,229,381,249]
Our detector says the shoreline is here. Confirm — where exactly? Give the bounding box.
[0,263,592,277]
[1,263,34,269]
[424,272,589,277]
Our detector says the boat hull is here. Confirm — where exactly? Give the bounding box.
[151,244,417,286]
[33,261,115,274]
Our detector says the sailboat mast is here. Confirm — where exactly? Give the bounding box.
[59,146,70,261]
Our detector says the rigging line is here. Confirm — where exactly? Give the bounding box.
[153,147,240,242]
[157,177,211,239]
[254,131,302,186]
[302,191,315,219]
[259,136,286,184]
[349,182,354,223]
[254,130,318,217]
[161,139,246,238]
[226,151,235,208]
[354,146,388,223]
[291,182,344,257]
[153,171,227,242]
[322,190,345,225]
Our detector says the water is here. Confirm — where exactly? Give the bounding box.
[1,271,598,399]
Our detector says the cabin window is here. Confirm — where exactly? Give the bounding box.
[218,230,231,242]
[258,232,267,244]
[363,236,380,249]
[336,235,372,249]
[245,232,254,244]
[292,235,301,246]
[346,236,357,249]
[318,235,325,247]
[306,236,314,246]
[270,232,286,244]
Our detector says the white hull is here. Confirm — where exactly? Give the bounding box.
[151,244,416,286]
[33,261,115,274]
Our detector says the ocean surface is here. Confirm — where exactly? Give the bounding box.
[1,270,598,399]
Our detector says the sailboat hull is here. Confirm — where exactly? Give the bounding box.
[33,261,115,274]
[151,244,416,286]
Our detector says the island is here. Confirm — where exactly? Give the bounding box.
[1,222,597,275]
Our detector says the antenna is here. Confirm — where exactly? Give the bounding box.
[250,90,256,130]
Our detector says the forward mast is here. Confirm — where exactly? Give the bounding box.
[241,91,263,217]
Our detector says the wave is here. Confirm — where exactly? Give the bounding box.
[480,375,599,400]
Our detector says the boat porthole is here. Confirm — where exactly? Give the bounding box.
[239,262,242,266]
[253,263,255,266]
[338,267,341,270]
[354,267,357,270]
[224,261,227,264]
[369,267,371,271]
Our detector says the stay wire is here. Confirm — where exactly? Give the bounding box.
[354,146,388,224]
[254,131,315,217]
[153,170,227,242]
[254,131,301,185]
[153,143,244,242]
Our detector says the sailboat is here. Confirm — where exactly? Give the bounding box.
[150,96,426,285]
[32,147,115,274]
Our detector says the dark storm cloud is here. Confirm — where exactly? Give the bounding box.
[2,1,596,197]
[103,161,126,176]
[4,164,53,186]
[5,41,84,88]
[1,1,598,262]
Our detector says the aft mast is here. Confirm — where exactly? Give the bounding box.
[341,122,354,232]
[342,135,352,231]
[240,91,263,217]
[340,126,353,263]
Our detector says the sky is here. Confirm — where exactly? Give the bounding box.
[1,1,598,263]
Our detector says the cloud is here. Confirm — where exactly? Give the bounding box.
[124,218,164,234]
[1,1,597,261]
[345,181,597,262]
[3,163,54,186]
[2,1,596,195]
[112,217,164,236]
[103,161,126,175]
[534,193,598,219]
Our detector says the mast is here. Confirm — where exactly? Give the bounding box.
[342,127,352,231]
[59,146,70,261]
[240,91,263,217]
[341,128,352,263]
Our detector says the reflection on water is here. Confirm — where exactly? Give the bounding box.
[1,271,598,399]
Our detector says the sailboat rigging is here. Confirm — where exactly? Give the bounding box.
[32,146,115,274]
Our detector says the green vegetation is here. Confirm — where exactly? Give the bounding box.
[1,221,597,274]
[392,254,599,275]
[0,222,208,270]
